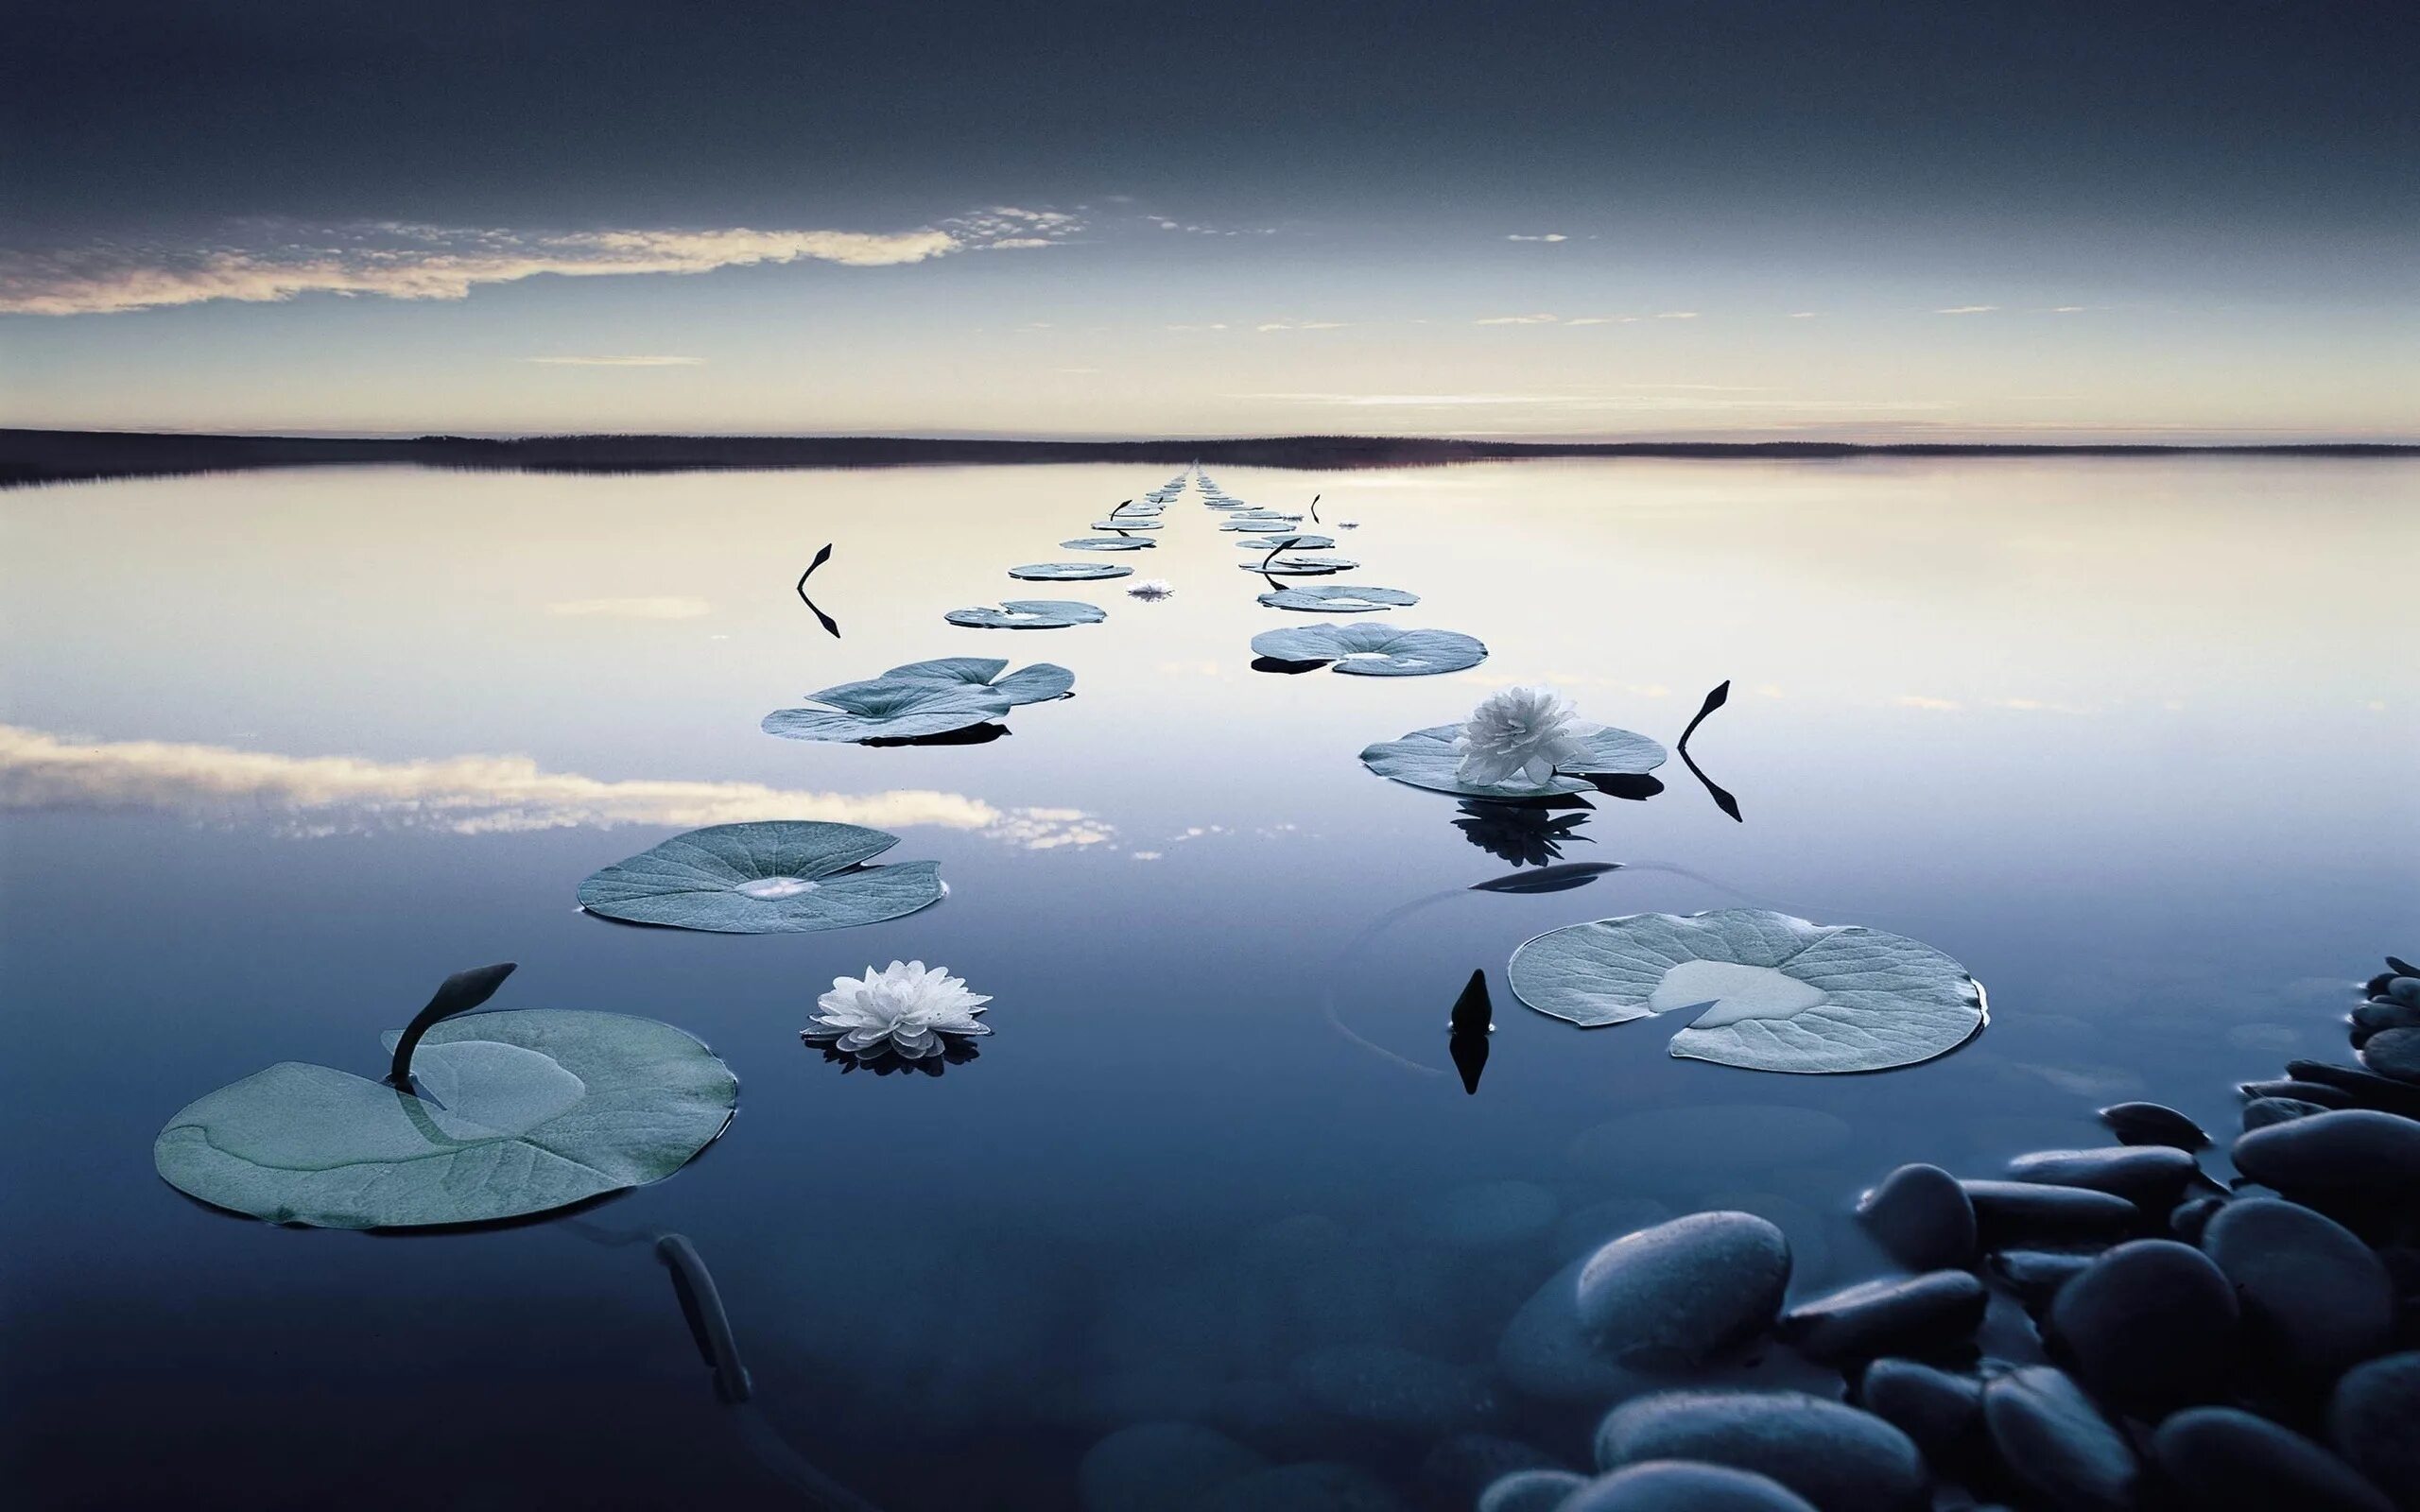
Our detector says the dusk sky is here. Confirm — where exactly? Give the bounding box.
[3,0,2412,440]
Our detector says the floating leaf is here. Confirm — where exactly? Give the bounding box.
[944,599,1106,629]
[1258,585,1422,612]
[579,820,944,933]
[153,968,735,1228]
[881,656,1073,705]
[1010,561,1132,581]
[1250,623,1488,677]
[1361,725,1597,799]
[1507,908,1987,1073]
[1089,519,1163,531]
[1235,534,1336,550]
[1061,537,1155,552]
[1245,555,1360,576]
[1222,520,1298,533]
[764,676,1010,742]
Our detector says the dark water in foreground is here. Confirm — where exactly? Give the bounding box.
[2,457,2414,1508]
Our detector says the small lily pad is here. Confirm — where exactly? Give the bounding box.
[1260,585,1421,612]
[944,599,1106,629]
[1508,909,1988,1073]
[882,656,1073,705]
[1061,537,1155,552]
[579,820,944,933]
[1010,561,1133,581]
[1358,721,1668,797]
[1250,623,1487,677]
[1090,520,1163,531]
[1245,555,1360,576]
[1222,520,1297,532]
[765,676,1010,742]
[153,966,736,1228]
[1236,534,1337,550]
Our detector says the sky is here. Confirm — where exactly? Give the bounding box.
[1,0,2413,441]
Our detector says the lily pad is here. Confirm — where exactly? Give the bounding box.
[1090,520,1163,531]
[882,656,1073,705]
[944,599,1106,629]
[152,965,736,1228]
[1010,561,1132,581]
[1359,722,1665,798]
[1508,908,1987,1073]
[1061,537,1155,551]
[578,820,943,932]
[1222,520,1298,533]
[1245,555,1360,576]
[1250,623,1487,677]
[1260,585,1421,612]
[1236,534,1337,550]
[765,676,1011,742]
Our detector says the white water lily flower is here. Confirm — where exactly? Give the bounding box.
[1454,686,1591,787]
[803,960,993,1060]
[1127,578,1176,601]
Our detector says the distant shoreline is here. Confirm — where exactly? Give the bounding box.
[3,427,2411,488]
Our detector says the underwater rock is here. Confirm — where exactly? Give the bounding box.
[1418,1434,1561,1510]
[2153,1406,2395,1512]
[2098,1101,2211,1150]
[2234,1109,2420,1195]
[1980,1366,2139,1512]
[1856,1163,1977,1270]
[1776,1272,1989,1364]
[1496,1257,1644,1404]
[2244,1096,2333,1130]
[1559,1460,1822,1511]
[2358,1027,2420,1084]
[2201,1197,2395,1386]
[1961,1179,2138,1246]
[1189,1460,1408,1512]
[1985,1249,2095,1309]
[2004,1145,2198,1211]
[1478,1469,1589,1512]
[1076,1422,1266,1512]
[1858,1357,1984,1469]
[1592,1390,1929,1512]
[2046,1240,2238,1415]
[1286,1343,1490,1435]
[1574,1211,1792,1366]
[2329,1352,2420,1509]
[1409,1179,1559,1252]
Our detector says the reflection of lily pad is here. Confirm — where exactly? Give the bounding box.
[1244,555,1359,576]
[1236,534,1336,550]
[765,677,1010,742]
[882,656,1073,705]
[1362,725,1597,798]
[1509,909,1988,1073]
[578,820,943,933]
[1061,537,1155,551]
[1010,561,1133,581]
[1259,585,1422,612]
[153,970,736,1228]
[1251,623,1487,676]
[944,599,1106,629]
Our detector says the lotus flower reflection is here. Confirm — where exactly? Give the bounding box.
[1454,687,1592,788]
[803,960,993,1061]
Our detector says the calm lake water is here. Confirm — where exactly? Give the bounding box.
[3,457,2414,1508]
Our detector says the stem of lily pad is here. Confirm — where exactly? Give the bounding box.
[386,962,517,1091]
[1308,493,1321,524]
[657,1234,752,1402]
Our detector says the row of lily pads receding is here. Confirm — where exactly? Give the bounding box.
[150,467,1984,1234]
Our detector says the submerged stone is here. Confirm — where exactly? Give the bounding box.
[1076,1422,1266,1512]
[1287,1343,1489,1435]
[1560,1460,1822,1512]
[1592,1390,1929,1512]
[1776,1271,1988,1364]
[2201,1196,2395,1385]
[1855,1163,1976,1270]
[1574,1211,1792,1367]
[1419,1435,1561,1510]
[1478,1469,1589,1512]
[1980,1366,2139,1512]
[2152,1406,2395,1512]
[1410,1179,1559,1251]
[1190,1461,1408,1512]
[2047,1240,2238,1415]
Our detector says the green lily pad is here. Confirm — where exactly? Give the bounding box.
[1259,585,1421,612]
[1508,908,1988,1073]
[882,656,1073,705]
[1251,623,1487,676]
[1010,561,1133,581]
[764,676,1010,742]
[153,967,736,1228]
[944,599,1106,629]
[578,820,943,933]
[1244,555,1360,576]
[1061,537,1155,551]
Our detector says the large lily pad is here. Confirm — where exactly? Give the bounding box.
[765,676,1009,741]
[1260,585,1421,612]
[1251,623,1487,677]
[1508,909,1987,1073]
[944,600,1106,629]
[578,820,943,933]
[1359,722,1666,798]
[1245,555,1360,576]
[153,968,736,1228]
[882,656,1073,705]
[1061,537,1155,551]
[1010,561,1132,581]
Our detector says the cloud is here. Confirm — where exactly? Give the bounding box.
[1145,215,1277,236]
[0,207,1082,317]
[2048,305,2086,313]
[1164,322,1230,332]
[544,597,713,619]
[1244,390,1957,413]
[1564,316,1639,325]
[1655,311,1700,319]
[1255,320,1349,332]
[0,724,1113,847]
[524,355,705,367]
[1934,304,1998,315]
[1894,696,1963,711]
[1506,233,1568,242]
[1474,313,1560,325]
[1787,311,1822,318]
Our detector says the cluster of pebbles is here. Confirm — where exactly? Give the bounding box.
[1466,958,2420,1512]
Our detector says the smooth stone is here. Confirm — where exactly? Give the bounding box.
[2359,1027,2420,1085]
[2285,1060,2420,1118]
[1962,1179,2138,1246]
[2152,1406,2394,1512]
[1189,1461,1407,1512]
[2241,1078,2355,1108]
[1420,1435,1561,1510]
[1858,1358,1984,1468]
[1478,1469,1588,1512]
[2352,997,2420,1034]
[1985,1249,2094,1308]
[2099,1101,2211,1151]
[1077,1422,1267,1512]
[2202,1197,2395,1384]
[2234,1109,2420,1195]
[2329,1352,2420,1508]
[1560,1460,1821,1512]
[2169,1194,2226,1245]
[1777,1272,1988,1364]
[1856,1163,1977,1270]
[1497,1258,1640,1404]
[2047,1240,2238,1415]
[1410,1179,1560,1251]
[2005,1145,2198,1210]
[2244,1096,2332,1130]
[2393,976,2420,1005]
[1574,1211,1792,1367]
[1287,1344,1489,1434]
[1980,1366,2139,1512]
[1592,1391,1929,1512]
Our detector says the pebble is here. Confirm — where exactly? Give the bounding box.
[2329,1351,2420,1508]
[1592,1390,1929,1512]
[1076,1422,1267,1512]
[1574,1211,1792,1367]
[2352,997,2420,1035]
[2284,1060,2420,1119]
[1776,1272,1988,1364]
[1559,1461,1822,1511]
[2391,975,2420,1005]
[1858,1357,1983,1468]
[1980,1366,2139,1512]
[1418,1434,1559,1509]
[1855,1163,1976,1270]
[1496,1258,1641,1404]
[2233,1109,2420,1195]
[2152,1406,2394,1512]
[2097,1101,2210,1150]
[2201,1197,2395,1385]
[1984,1249,2094,1308]
[2047,1240,2238,1414]
[2243,1095,2331,1130]
[1478,1469,1588,1512]
[2004,1145,2198,1210]
[1961,1179,2138,1246]
[2358,1027,2420,1085]
[2168,1194,2226,1244]
[2240,1077,2355,1108]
